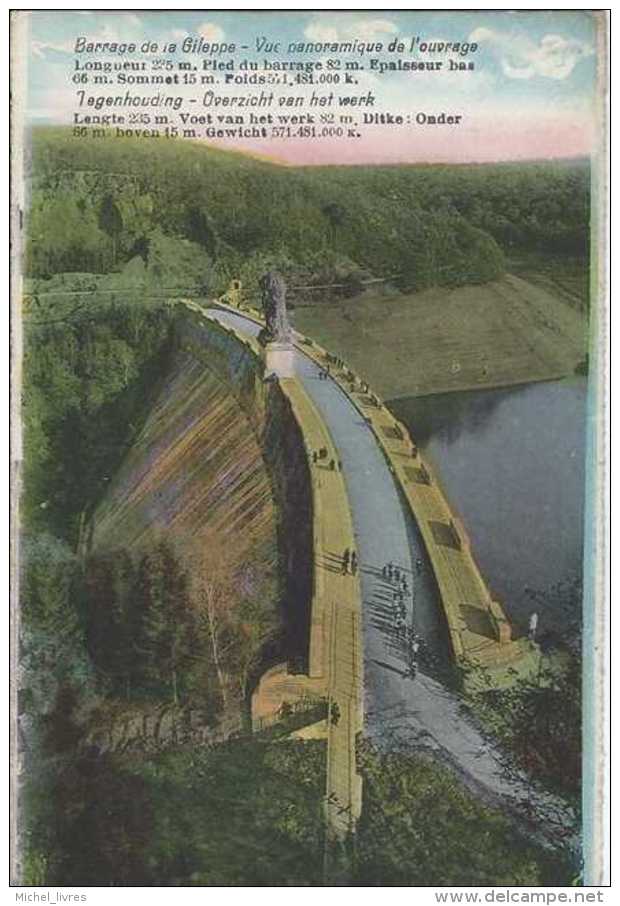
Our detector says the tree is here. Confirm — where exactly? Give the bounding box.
[84,549,136,697]
[186,536,235,710]
[45,750,155,886]
[228,597,277,699]
[475,657,582,807]
[187,206,218,255]
[468,577,583,813]
[133,540,197,703]
[98,194,123,266]
[20,534,94,716]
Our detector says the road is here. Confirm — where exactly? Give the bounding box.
[207,306,576,844]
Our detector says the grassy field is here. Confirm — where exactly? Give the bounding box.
[293,273,588,399]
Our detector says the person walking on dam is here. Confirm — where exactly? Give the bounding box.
[342,548,350,574]
[529,611,539,642]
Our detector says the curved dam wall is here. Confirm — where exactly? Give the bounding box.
[214,298,519,674]
[176,311,314,670]
[92,307,314,673]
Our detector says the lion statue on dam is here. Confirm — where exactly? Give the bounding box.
[258,271,292,345]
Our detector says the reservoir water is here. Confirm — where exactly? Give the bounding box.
[390,378,588,639]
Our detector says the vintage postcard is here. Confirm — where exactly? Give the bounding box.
[10,9,609,891]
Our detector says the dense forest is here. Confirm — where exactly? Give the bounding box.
[22,297,177,543]
[18,130,588,885]
[22,723,573,886]
[25,128,590,305]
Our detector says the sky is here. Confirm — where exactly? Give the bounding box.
[20,10,602,165]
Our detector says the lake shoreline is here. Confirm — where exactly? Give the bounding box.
[386,368,585,401]
[388,378,588,636]
[293,274,588,401]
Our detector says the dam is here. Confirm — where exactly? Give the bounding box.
[91,287,549,850]
[191,294,561,843]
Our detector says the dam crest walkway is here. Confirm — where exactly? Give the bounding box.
[183,297,573,853]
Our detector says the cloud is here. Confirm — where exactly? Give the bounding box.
[304,23,339,43]
[31,20,143,61]
[31,38,74,58]
[124,13,142,29]
[531,34,593,79]
[304,16,398,43]
[354,19,399,41]
[198,22,225,43]
[471,27,593,80]
[469,27,494,44]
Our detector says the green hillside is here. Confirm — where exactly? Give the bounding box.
[26,131,589,298]
[294,274,588,398]
[24,128,505,297]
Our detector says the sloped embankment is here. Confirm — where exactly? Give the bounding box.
[92,341,277,565]
[91,309,313,724]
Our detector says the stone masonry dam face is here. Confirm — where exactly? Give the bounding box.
[92,310,314,674]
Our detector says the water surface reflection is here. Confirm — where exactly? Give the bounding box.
[389,379,588,636]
